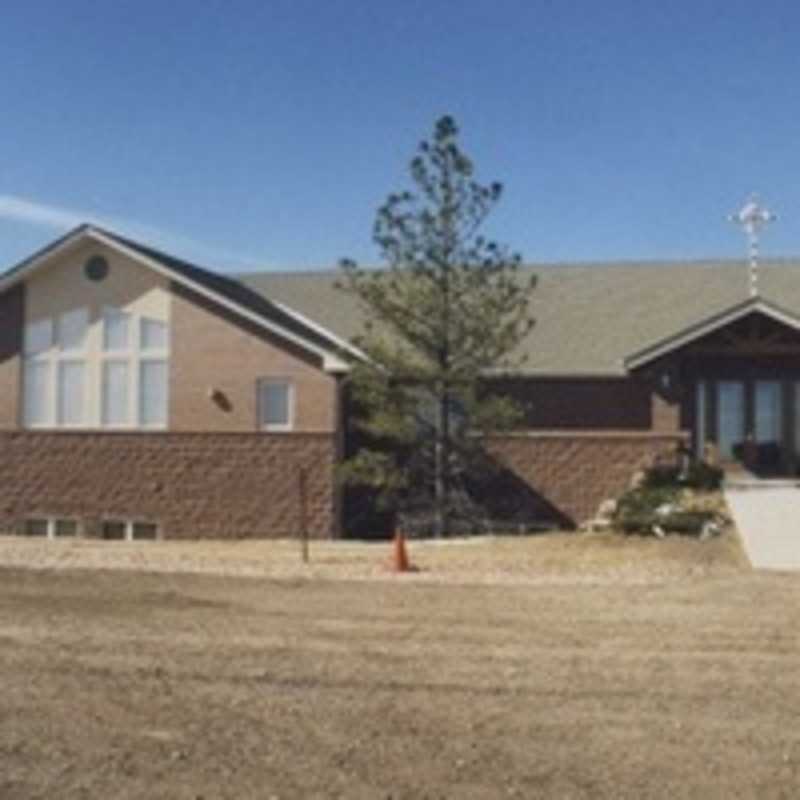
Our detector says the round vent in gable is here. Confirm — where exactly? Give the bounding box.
[84,255,109,282]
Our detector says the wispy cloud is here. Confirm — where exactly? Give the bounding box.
[0,194,269,270]
[0,195,88,229]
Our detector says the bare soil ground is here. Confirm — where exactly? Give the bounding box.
[2,558,799,798]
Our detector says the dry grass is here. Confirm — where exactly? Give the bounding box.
[1,566,799,799]
[0,526,749,585]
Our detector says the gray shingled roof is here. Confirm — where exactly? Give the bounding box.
[238,259,800,376]
[9,226,800,376]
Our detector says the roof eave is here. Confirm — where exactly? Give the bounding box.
[624,296,800,370]
[0,225,352,374]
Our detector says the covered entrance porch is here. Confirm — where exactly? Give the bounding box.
[627,298,800,476]
[693,375,800,474]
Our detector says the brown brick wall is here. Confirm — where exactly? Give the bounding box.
[486,431,686,527]
[0,284,23,429]
[0,431,337,539]
[170,283,338,432]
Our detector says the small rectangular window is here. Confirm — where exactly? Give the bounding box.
[132,522,159,540]
[54,519,79,537]
[258,380,292,430]
[102,520,128,540]
[103,309,131,352]
[57,361,86,426]
[57,309,88,352]
[140,318,168,351]
[139,360,168,427]
[23,360,51,427]
[102,360,130,426]
[24,518,50,537]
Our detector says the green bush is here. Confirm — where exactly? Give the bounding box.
[614,483,718,536]
[617,509,714,536]
[642,464,682,488]
[616,485,679,518]
[661,511,716,535]
[617,513,658,534]
[642,461,723,492]
[614,460,724,536]
[684,461,724,491]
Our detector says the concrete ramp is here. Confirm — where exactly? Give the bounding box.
[725,483,800,570]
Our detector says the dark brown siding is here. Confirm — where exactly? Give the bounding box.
[491,377,679,431]
[0,284,24,430]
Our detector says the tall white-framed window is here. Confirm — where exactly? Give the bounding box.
[101,359,130,426]
[57,361,86,426]
[103,307,130,352]
[257,379,294,431]
[100,308,169,429]
[139,359,168,427]
[23,308,88,428]
[22,306,169,430]
[23,359,51,427]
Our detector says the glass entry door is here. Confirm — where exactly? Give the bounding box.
[717,381,745,460]
[755,381,782,446]
[755,381,783,468]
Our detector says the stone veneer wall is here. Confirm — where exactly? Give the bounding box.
[486,431,687,527]
[0,431,337,539]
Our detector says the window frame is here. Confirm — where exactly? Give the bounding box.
[102,307,132,353]
[98,306,170,431]
[101,358,132,428]
[23,309,89,429]
[22,304,170,431]
[56,359,88,428]
[138,358,169,429]
[257,378,295,432]
[22,517,83,539]
[22,358,53,429]
[57,308,90,354]
[101,518,161,541]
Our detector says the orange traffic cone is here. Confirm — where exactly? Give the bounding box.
[392,529,412,572]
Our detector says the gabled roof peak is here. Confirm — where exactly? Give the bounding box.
[625,296,800,370]
[0,224,355,372]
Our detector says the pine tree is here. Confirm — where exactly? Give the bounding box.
[338,116,536,537]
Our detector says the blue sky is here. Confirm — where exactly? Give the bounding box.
[2,1,799,273]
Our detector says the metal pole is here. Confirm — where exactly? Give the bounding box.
[299,468,309,564]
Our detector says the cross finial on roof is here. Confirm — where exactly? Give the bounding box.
[728,194,776,298]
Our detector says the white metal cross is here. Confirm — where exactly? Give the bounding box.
[728,195,776,298]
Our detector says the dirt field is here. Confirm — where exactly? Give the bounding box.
[1,563,799,799]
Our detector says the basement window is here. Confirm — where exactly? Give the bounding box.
[102,520,129,541]
[102,519,161,541]
[22,517,82,538]
[132,522,159,541]
[23,518,50,537]
[54,519,79,538]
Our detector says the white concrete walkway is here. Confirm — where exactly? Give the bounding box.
[725,485,800,570]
